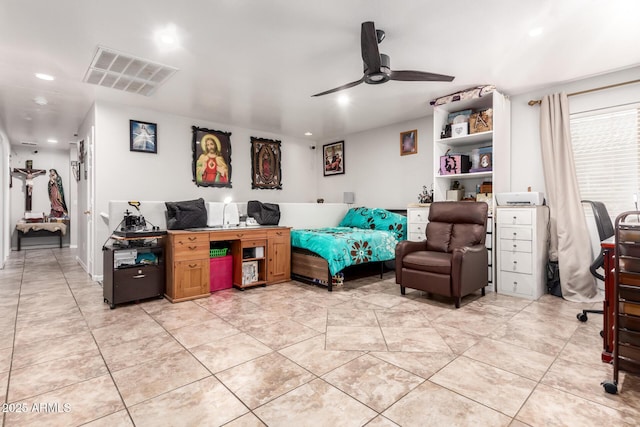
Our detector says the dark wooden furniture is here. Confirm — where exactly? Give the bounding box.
[601,237,615,363]
[103,238,165,309]
[16,221,68,250]
[603,212,640,394]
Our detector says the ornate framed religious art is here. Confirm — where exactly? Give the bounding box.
[250,137,282,189]
[192,126,232,188]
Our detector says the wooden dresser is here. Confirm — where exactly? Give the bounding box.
[165,226,291,302]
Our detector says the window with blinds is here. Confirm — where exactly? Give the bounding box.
[570,106,640,220]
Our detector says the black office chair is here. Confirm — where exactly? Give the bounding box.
[577,200,614,322]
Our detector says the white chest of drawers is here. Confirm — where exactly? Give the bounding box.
[496,206,549,299]
[407,206,430,242]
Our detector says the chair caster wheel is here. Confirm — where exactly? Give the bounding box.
[577,312,588,322]
[602,380,618,394]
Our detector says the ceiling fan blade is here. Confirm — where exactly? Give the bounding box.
[390,70,455,82]
[361,21,381,72]
[312,77,365,97]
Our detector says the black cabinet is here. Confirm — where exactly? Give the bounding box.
[103,242,165,309]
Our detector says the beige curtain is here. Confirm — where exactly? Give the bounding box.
[539,93,600,302]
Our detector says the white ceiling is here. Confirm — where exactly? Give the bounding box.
[1,0,640,150]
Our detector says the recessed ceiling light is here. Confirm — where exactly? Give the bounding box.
[35,73,55,81]
[155,24,179,47]
[47,138,58,144]
[529,27,543,37]
[337,94,350,106]
[34,96,48,105]
[304,132,313,136]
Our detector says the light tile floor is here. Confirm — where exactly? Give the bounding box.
[1,248,639,426]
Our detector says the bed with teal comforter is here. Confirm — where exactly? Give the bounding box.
[290,207,407,288]
[291,227,399,276]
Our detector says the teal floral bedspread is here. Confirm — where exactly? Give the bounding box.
[291,227,399,276]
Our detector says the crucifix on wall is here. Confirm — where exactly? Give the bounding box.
[12,160,46,212]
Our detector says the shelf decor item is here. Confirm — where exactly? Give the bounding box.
[242,261,259,285]
[323,141,345,176]
[400,129,418,156]
[130,120,157,153]
[469,109,493,134]
[439,152,471,175]
[192,126,232,188]
[250,137,282,189]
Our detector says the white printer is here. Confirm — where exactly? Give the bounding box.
[495,192,545,206]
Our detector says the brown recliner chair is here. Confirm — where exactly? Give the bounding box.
[395,201,488,308]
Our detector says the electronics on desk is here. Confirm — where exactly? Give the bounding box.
[495,192,545,206]
[113,201,166,238]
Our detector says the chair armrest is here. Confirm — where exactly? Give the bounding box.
[395,240,428,283]
[395,240,428,260]
[451,244,488,297]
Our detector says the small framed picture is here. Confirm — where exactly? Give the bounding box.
[323,141,344,176]
[400,130,417,156]
[130,120,157,153]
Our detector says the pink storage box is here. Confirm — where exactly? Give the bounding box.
[210,255,233,292]
[439,154,471,175]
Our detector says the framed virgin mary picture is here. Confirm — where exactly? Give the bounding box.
[192,126,232,187]
[250,137,282,189]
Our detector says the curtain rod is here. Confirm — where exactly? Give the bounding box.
[527,78,640,106]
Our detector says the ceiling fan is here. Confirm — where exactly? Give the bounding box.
[312,21,455,97]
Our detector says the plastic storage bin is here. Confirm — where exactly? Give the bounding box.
[210,255,233,292]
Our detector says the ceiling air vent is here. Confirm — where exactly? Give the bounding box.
[21,141,38,146]
[83,46,178,96]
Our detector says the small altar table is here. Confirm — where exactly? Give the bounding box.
[16,222,67,250]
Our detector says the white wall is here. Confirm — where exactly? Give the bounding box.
[316,115,434,209]
[510,65,640,193]
[91,101,319,278]
[9,146,73,249]
[0,128,9,266]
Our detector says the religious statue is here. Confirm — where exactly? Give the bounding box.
[48,169,68,218]
[12,161,46,212]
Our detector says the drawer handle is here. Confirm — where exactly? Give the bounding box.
[237,233,244,238]
[276,231,283,236]
[512,281,518,292]
[133,273,146,279]
[189,263,197,268]
[188,236,197,241]
[188,245,197,250]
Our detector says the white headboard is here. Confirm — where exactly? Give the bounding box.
[107,200,349,232]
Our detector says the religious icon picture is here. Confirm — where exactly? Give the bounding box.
[250,137,282,189]
[130,120,157,153]
[400,129,417,156]
[192,126,232,188]
[323,141,345,176]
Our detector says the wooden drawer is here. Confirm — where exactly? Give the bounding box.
[408,223,427,235]
[620,285,640,302]
[113,265,165,304]
[500,239,532,253]
[172,233,209,261]
[619,314,640,331]
[619,343,640,362]
[499,227,533,241]
[500,251,532,274]
[408,209,429,223]
[408,232,426,242]
[499,271,534,297]
[498,209,532,225]
[243,239,267,249]
[619,329,640,346]
[211,229,267,240]
[621,301,640,317]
